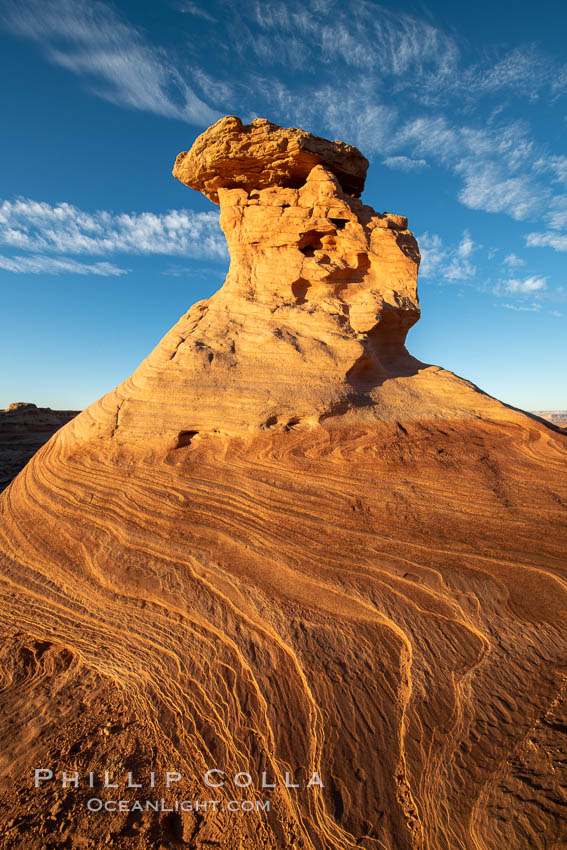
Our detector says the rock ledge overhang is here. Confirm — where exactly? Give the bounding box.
[173,115,369,203]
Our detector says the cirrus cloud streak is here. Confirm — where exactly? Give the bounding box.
[0,198,227,260]
[0,253,128,276]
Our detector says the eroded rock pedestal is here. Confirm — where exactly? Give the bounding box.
[73,117,425,446]
[0,118,566,850]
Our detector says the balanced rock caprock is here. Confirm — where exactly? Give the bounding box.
[173,115,369,202]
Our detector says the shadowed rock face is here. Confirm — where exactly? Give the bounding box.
[0,403,79,491]
[173,115,369,202]
[0,119,566,850]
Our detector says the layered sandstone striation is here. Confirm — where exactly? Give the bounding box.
[0,118,566,850]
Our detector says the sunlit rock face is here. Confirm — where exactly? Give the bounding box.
[66,121,424,447]
[175,114,418,346]
[172,115,369,202]
[0,118,566,850]
[217,164,420,338]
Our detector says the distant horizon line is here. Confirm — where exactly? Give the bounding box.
[2,401,567,416]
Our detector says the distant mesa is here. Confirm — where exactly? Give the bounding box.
[532,410,567,426]
[7,402,38,410]
[1,401,79,423]
[173,115,369,203]
[0,402,79,491]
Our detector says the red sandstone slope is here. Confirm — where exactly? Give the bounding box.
[0,118,566,850]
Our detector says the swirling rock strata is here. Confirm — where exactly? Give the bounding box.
[0,118,566,850]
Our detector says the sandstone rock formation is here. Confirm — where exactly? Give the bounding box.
[0,402,79,491]
[173,115,368,202]
[0,118,566,850]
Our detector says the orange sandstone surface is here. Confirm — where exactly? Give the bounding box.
[173,116,368,203]
[0,117,566,850]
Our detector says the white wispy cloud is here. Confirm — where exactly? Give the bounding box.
[394,114,547,221]
[545,195,567,230]
[191,68,234,106]
[457,231,474,258]
[1,0,220,124]
[240,0,566,108]
[503,253,526,267]
[397,115,460,160]
[501,275,548,294]
[418,230,477,282]
[249,0,459,78]
[526,231,567,252]
[0,254,127,275]
[417,233,445,279]
[383,156,428,172]
[535,155,567,185]
[552,63,567,98]
[457,163,543,220]
[471,46,551,99]
[502,302,542,312]
[177,2,217,23]
[307,86,397,153]
[0,198,227,259]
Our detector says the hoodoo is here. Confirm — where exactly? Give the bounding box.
[0,117,566,850]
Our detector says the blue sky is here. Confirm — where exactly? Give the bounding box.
[0,0,565,411]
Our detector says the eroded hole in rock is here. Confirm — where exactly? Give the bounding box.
[264,415,278,428]
[284,417,301,431]
[176,430,198,448]
[329,218,348,230]
[287,175,310,190]
[326,253,371,284]
[299,230,325,256]
[292,279,310,303]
